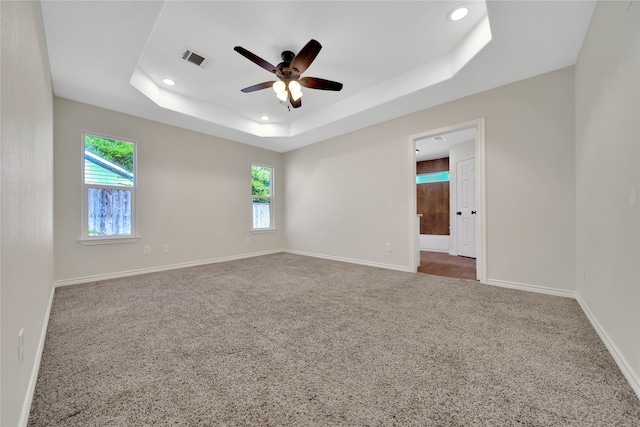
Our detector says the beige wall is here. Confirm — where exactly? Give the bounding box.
[54,98,284,282]
[285,67,576,291]
[284,122,413,269]
[1,1,54,425]
[575,0,640,392]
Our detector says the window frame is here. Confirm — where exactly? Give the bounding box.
[79,131,140,245]
[251,163,275,232]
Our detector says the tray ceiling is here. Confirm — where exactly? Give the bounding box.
[41,1,596,152]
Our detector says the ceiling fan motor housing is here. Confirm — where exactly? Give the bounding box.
[281,50,295,62]
[276,51,301,84]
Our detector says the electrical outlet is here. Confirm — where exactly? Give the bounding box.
[18,329,24,364]
[385,243,392,252]
[143,246,151,255]
[245,237,250,244]
[163,244,169,253]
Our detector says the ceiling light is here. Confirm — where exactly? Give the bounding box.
[261,116,269,121]
[162,78,176,86]
[273,81,286,95]
[273,81,289,102]
[449,6,469,21]
[273,80,289,102]
[288,81,303,102]
[288,81,301,92]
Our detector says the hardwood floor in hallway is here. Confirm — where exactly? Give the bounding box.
[418,251,477,280]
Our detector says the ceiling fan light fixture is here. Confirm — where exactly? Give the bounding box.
[235,39,341,109]
[289,81,303,101]
[288,81,301,92]
[273,80,286,95]
[449,5,469,21]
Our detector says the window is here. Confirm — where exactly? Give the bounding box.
[416,171,450,184]
[81,132,138,243]
[251,164,273,230]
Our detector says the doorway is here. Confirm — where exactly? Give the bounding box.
[417,251,476,280]
[409,119,486,282]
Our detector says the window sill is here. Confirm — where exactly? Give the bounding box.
[79,235,141,245]
[251,228,276,233]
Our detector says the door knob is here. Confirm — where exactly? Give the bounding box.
[471,210,476,215]
[456,211,462,215]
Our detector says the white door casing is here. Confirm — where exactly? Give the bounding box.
[408,117,485,282]
[456,158,476,258]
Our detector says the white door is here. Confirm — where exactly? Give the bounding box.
[456,158,476,258]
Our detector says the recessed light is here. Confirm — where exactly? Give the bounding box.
[449,5,469,21]
[162,78,176,86]
[261,115,270,121]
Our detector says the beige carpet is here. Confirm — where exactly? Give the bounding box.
[29,253,640,426]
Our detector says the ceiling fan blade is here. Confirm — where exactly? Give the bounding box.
[234,46,277,74]
[241,81,276,93]
[299,77,343,91]
[289,94,302,109]
[290,39,322,74]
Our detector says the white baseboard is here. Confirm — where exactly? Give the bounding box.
[576,295,640,400]
[284,249,413,273]
[54,249,283,287]
[19,284,56,427]
[484,278,576,298]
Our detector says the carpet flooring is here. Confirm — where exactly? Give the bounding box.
[29,253,640,426]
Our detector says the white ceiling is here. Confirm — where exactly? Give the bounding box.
[416,128,477,162]
[40,1,596,153]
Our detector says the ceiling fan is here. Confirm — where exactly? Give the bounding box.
[234,39,343,109]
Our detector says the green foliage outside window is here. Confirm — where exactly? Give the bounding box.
[252,166,271,197]
[251,165,272,229]
[85,135,134,172]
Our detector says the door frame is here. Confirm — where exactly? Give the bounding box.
[408,118,487,282]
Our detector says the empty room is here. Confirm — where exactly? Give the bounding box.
[2,1,639,426]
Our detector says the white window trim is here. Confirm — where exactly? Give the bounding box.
[251,163,275,231]
[79,236,140,245]
[80,131,140,243]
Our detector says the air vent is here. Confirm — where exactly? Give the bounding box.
[182,50,209,68]
[432,135,447,142]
